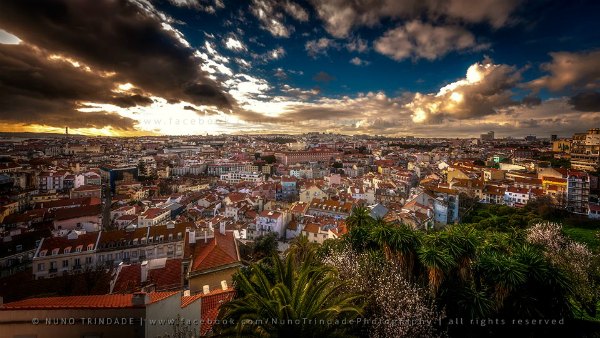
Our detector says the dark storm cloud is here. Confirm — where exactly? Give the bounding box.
[0,43,136,130]
[569,92,600,112]
[521,95,542,106]
[110,94,154,108]
[0,0,231,108]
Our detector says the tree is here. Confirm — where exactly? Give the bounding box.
[249,233,278,261]
[216,254,363,337]
[324,245,443,338]
[346,206,374,230]
[285,235,318,268]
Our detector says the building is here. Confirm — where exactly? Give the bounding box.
[0,289,234,338]
[306,198,353,219]
[187,229,241,295]
[274,150,342,165]
[70,185,102,199]
[252,210,286,238]
[100,165,139,193]
[33,222,190,279]
[137,208,171,227]
[570,128,600,171]
[504,187,531,207]
[219,171,264,184]
[566,170,590,214]
[33,231,100,279]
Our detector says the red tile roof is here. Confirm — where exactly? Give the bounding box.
[0,291,177,310]
[200,289,236,336]
[53,204,101,221]
[190,232,240,273]
[39,232,99,255]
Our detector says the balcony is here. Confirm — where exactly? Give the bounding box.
[49,268,58,273]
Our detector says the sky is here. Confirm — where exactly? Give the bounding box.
[0,0,599,138]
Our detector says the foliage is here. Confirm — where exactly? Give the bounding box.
[216,253,363,337]
[261,155,277,164]
[527,222,600,318]
[248,233,278,261]
[324,245,443,338]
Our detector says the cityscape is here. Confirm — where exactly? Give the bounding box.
[0,1,600,338]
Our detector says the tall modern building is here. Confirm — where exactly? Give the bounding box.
[566,170,590,215]
[570,128,600,172]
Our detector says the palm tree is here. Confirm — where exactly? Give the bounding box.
[418,241,455,296]
[216,254,363,337]
[388,224,421,277]
[369,219,394,260]
[286,235,318,268]
[475,249,527,309]
[438,225,478,282]
[346,206,374,229]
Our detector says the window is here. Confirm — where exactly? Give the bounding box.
[50,261,56,269]
[74,258,81,266]
[131,251,138,258]
[38,263,45,271]
[87,244,94,251]
[62,260,69,268]
[85,257,92,264]
[16,244,22,252]
[64,247,71,254]
[52,248,59,255]
[75,245,82,253]
[39,250,47,257]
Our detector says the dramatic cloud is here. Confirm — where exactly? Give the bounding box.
[167,0,225,13]
[310,0,522,38]
[374,21,488,61]
[405,58,522,123]
[0,43,137,130]
[250,0,308,38]
[0,29,20,45]
[528,50,600,92]
[569,91,600,112]
[0,0,231,109]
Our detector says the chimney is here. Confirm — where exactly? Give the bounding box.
[221,280,228,291]
[132,292,150,306]
[188,230,196,244]
[204,230,207,243]
[202,285,210,295]
[219,221,226,235]
[183,290,191,297]
[141,261,148,283]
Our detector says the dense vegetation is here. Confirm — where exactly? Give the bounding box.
[217,205,600,337]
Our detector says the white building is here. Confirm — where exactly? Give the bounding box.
[219,171,264,184]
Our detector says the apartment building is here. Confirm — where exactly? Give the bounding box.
[570,128,600,171]
[33,222,189,279]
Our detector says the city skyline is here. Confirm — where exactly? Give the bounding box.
[1,0,599,137]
